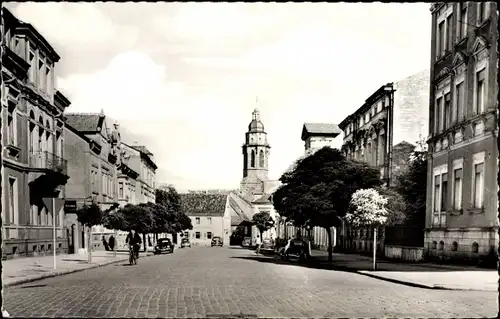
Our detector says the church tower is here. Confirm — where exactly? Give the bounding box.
[240,108,271,197]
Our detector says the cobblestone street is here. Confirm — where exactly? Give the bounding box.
[3,246,496,318]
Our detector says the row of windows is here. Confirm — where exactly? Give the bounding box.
[4,32,56,98]
[194,217,212,225]
[90,167,114,197]
[435,2,491,60]
[434,65,487,134]
[344,98,388,136]
[430,240,479,253]
[186,231,214,240]
[432,152,485,227]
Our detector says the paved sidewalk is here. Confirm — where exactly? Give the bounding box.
[310,250,496,291]
[2,250,153,288]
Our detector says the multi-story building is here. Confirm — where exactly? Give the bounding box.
[426,2,498,263]
[120,142,157,204]
[113,142,157,250]
[63,112,120,253]
[339,70,430,187]
[1,8,71,258]
[301,123,341,150]
[180,192,232,246]
[338,70,430,255]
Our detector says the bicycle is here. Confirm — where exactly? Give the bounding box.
[129,245,138,265]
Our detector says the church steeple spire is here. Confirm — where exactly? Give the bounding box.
[241,108,271,184]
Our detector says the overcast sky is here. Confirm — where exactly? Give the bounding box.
[7,2,431,192]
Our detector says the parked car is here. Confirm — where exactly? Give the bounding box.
[280,239,308,263]
[211,236,223,247]
[241,237,251,247]
[154,238,174,255]
[259,238,275,255]
[180,238,191,248]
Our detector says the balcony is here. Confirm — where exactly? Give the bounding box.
[29,151,68,175]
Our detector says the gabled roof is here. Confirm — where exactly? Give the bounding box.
[180,193,227,217]
[301,123,341,141]
[65,113,105,133]
[253,193,272,204]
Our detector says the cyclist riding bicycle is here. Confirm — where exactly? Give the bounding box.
[125,229,142,261]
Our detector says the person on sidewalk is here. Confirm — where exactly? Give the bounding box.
[126,229,142,260]
[108,235,115,251]
[255,235,262,255]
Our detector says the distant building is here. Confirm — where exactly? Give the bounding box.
[426,2,498,263]
[292,123,342,250]
[339,70,429,187]
[226,109,281,244]
[120,142,157,204]
[301,123,341,150]
[179,193,231,246]
[1,8,71,258]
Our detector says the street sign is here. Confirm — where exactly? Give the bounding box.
[42,198,65,214]
[64,200,77,212]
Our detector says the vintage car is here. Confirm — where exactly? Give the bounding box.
[259,238,275,255]
[154,238,174,255]
[280,239,309,263]
[180,238,191,248]
[211,236,223,247]
[241,237,251,247]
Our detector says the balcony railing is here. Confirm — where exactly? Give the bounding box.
[29,151,68,175]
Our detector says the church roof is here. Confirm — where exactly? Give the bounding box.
[248,108,265,132]
[228,192,256,226]
[253,193,272,204]
[301,123,341,141]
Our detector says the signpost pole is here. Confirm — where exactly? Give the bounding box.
[53,197,56,270]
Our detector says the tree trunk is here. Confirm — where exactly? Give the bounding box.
[373,227,377,271]
[87,227,92,264]
[143,234,146,252]
[326,226,333,262]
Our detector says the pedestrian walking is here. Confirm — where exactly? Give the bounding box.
[255,235,262,255]
[108,235,115,251]
[102,236,109,251]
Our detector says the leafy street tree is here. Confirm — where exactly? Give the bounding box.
[345,188,389,270]
[117,203,155,251]
[395,148,428,228]
[375,186,407,226]
[156,186,193,241]
[273,146,381,261]
[252,212,275,240]
[76,202,104,263]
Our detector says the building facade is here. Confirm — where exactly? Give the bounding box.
[63,112,120,253]
[301,123,341,150]
[113,142,157,250]
[120,142,157,204]
[180,192,231,246]
[339,70,430,187]
[2,8,71,259]
[338,70,430,255]
[426,2,498,262]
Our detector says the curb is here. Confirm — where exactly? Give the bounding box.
[357,272,495,292]
[3,253,153,288]
[302,259,492,292]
